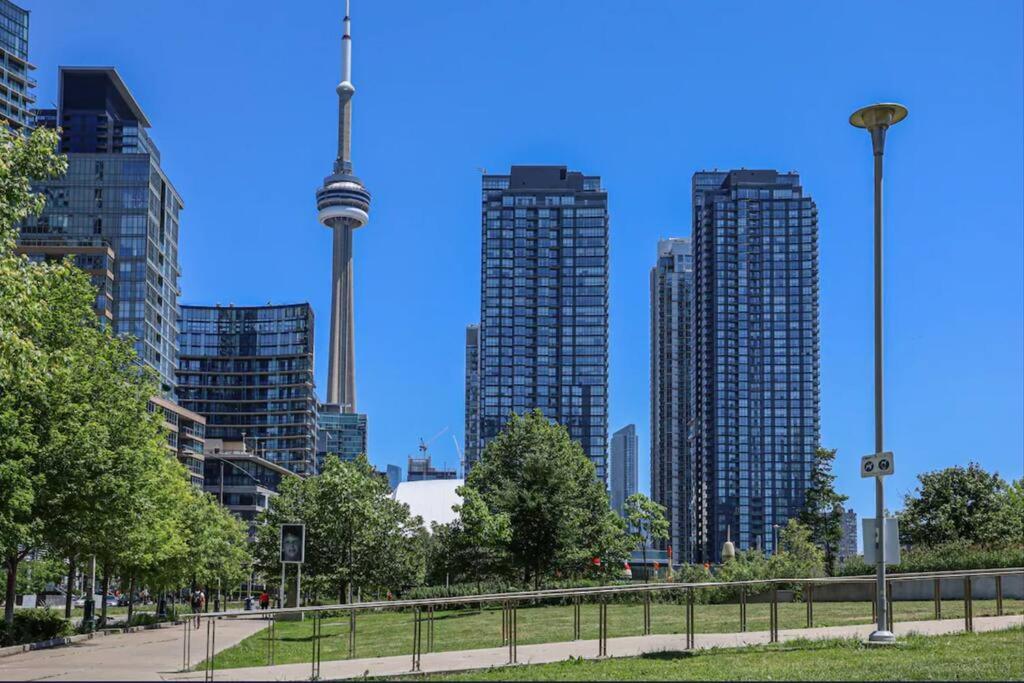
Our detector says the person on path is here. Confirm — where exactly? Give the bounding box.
[259,590,270,612]
[192,590,206,629]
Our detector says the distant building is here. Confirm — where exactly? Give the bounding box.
[610,424,638,516]
[0,0,35,131]
[149,395,206,488]
[692,170,820,561]
[407,455,457,482]
[203,439,298,536]
[650,238,695,561]
[464,324,482,471]
[392,479,463,530]
[177,304,318,476]
[316,403,367,471]
[839,507,858,560]
[476,166,609,480]
[386,464,402,491]
[20,67,182,394]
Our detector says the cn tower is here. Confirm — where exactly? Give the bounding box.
[316,0,370,412]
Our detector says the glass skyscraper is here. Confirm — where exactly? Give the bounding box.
[692,170,820,561]
[650,237,695,561]
[0,0,34,130]
[316,403,367,471]
[177,304,318,476]
[610,424,638,517]
[19,67,182,394]
[463,323,482,470]
[473,166,609,480]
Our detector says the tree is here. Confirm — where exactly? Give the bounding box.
[624,493,669,582]
[464,410,631,587]
[447,486,511,589]
[900,463,1020,548]
[254,455,425,603]
[797,447,848,575]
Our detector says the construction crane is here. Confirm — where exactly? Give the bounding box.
[418,426,449,455]
[452,434,464,477]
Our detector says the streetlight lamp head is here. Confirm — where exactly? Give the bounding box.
[849,103,908,130]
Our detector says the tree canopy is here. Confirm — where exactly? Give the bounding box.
[797,446,848,575]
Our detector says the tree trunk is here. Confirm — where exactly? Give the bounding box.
[64,557,76,619]
[126,575,136,624]
[4,554,19,625]
[100,571,111,626]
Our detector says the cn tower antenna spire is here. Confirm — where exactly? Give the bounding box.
[317,0,371,412]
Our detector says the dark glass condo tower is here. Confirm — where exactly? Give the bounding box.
[177,304,318,476]
[692,170,820,561]
[472,166,609,480]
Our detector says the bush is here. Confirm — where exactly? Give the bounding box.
[839,542,1024,576]
[0,609,73,646]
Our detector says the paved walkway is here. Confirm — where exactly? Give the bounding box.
[160,614,1022,681]
[0,619,266,681]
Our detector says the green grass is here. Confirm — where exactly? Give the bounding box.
[207,598,1023,670]
[414,627,1024,681]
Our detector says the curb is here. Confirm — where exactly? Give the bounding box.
[0,619,183,658]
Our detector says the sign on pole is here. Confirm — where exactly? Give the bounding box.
[861,451,895,478]
[280,524,305,564]
[862,518,901,565]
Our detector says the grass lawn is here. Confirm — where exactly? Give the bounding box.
[207,598,1023,670]
[413,627,1024,681]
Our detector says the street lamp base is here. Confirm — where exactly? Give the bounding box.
[867,629,897,645]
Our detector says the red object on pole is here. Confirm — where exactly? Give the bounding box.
[592,557,601,566]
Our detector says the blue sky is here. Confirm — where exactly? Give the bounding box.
[27,1,1023,526]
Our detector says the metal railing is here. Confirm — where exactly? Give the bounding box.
[184,567,1023,681]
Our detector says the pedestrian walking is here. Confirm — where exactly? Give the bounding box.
[192,590,206,629]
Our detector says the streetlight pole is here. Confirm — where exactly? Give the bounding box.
[850,102,907,645]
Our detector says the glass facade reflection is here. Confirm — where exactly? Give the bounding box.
[316,403,367,471]
[177,304,317,476]
[692,170,820,561]
[0,0,34,130]
[474,166,609,480]
[650,237,695,560]
[19,68,181,394]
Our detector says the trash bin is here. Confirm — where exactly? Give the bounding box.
[244,596,253,611]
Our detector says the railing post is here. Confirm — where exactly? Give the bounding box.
[597,599,608,657]
[871,582,877,623]
[805,583,813,629]
[349,608,356,658]
[507,601,518,664]
[501,601,507,645]
[770,586,779,643]
[428,604,435,653]
[572,595,581,640]
[182,616,189,671]
[411,607,421,672]
[996,575,1004,617]
[270,615,276,666]
[310,612,321,681]
[685,588,695,650]
[739,587,747,633]
[512,601,518,663]
[203,617,216,683]
[963,577,973,633]
[933,578,941,620]
[643,590,651,635]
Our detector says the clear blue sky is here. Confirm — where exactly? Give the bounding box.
[27,1,1023,526]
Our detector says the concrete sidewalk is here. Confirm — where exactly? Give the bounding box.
[162,614,1022,682]
[0,618,266,681]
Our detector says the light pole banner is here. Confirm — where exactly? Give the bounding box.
[280,524,305,564]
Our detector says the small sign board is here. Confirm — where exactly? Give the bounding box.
[280,524,305,564]
[861,451,895,478]
[862,517,901,565]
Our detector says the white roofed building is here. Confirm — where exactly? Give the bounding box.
[392,479,464,530]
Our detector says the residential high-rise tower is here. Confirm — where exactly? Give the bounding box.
[476,166,609,480]
[610,424,638,516]
[464,323,482,470]
[177,304,318,476]
[20,67,182,394]
[691,170,820,561]
[0,0,35,130]
[650,237,695,560]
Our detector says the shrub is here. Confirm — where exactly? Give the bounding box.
[839,542,1024,576]
[0,609,73,646]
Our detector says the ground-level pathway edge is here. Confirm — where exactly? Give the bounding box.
[163,614,1022,682]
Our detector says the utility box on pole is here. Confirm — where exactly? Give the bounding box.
[862,517,901,565]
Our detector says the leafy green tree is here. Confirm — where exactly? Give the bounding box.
[797,447,848,575]
[624,493,669,582]
[254,455,424,603]
[465,410,631,587]
[447,486,511,589]
[900,463,1020,548]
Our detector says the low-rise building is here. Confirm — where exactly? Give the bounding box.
[149,395,205,487]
